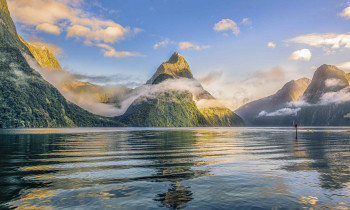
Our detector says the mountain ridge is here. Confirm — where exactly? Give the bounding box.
[303,64,349,103]
[18,35,62,70]
[147,52,194,84]
[236,64,350,126]
[235,77,311,125]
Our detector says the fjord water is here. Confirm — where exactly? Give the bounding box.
[0,128,349,209]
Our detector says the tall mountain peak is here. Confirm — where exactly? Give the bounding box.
[168,52,183,63]
[146,52,194,84]
[303,64,349,103]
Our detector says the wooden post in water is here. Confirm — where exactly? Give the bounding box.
[294,123,298,139]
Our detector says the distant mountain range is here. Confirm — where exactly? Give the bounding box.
[236,78,311,126]
[236,64,350,126]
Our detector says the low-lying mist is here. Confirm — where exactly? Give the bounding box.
[25,54,225,117]
[25,55,133,117]
[26,54,323,117]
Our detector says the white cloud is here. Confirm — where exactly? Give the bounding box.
[320,87,350,104]
[287,98,311,108]
[213,19,240,35]
[198,66,290,111]
[336,61,350,71]
[36,23,61,35]
[241,18,251,25]
[97,44,142,58]
[153,39,173,49]
[133,28,143,34]
[325,78,347,88]
[267,42,276,48]
[288,33,350,54]
[178,41,210,51]
[24,54,128,117]
[258,108,301,117]
[339,6,350,19]
[67,24,128,44]
[288,49,312,61]
[8,0,140,56]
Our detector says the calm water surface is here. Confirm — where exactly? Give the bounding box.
[0,127,349,209]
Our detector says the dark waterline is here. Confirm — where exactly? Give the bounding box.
[0,127,349,209]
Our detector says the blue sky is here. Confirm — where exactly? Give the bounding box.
[7,0,350,105]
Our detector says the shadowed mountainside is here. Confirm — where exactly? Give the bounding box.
[0,0,117,128]
[236,78,311,126]
[236,64,350,126]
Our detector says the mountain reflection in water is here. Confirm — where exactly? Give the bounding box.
[0,127,349,209]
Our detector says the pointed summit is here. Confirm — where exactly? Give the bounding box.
[147,52,194,84]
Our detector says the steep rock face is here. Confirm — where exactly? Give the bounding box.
[235,78,311,126]
[18,35,62,70]
[303,64,349,103]
[118,52,244,127]
[296,65,350,126]
[147,52,194,84]
[0,0,116,128]
[297,103,350,126]
[0,0,28,53]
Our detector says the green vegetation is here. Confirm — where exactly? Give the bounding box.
[116,90,208,127]
[297,103,350,126]
[0,0,119,128]
[200,107,244,127]
[0,47,118,128]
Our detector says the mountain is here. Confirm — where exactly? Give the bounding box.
[18,35,62,70]
[117,90,208,127]
[17,32,122,106]
[0,0,29,53]
[0,0,117,128]
[236,64,350,126]
[303,64,349,103]
[116,52,244,127]
[146,52,194,84]
[297,64,350,126]
[235,78,311,126]
[200,107,246,127]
